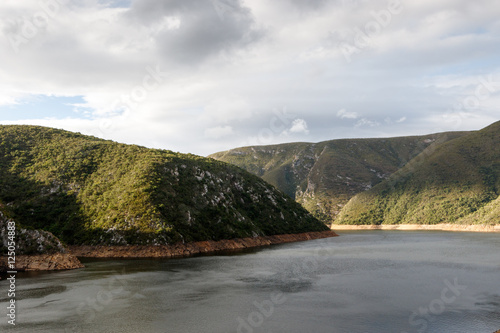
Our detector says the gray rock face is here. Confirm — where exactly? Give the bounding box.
[0,210,83,271]
[0,211,66,255]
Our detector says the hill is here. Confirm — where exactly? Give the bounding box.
[209,132,467,224]
[336,121,500,225]
[0,125,328,246]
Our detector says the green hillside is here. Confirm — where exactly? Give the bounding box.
[336,121,500,225]
[209,132,466,224]
[0,125,327,246]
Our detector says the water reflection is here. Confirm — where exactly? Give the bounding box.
[0,231,499,333]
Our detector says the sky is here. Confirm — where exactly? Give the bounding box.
[0,0,499,156]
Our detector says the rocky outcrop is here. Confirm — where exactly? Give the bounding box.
[0,211,66,255]
[0,253,83,272]
[0,211,84,272]
[0,231,337,271]
[70,230,338,258]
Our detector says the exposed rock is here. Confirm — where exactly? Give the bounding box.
[0,210,84,272]
[0,211,66,255]
[70,230,338,258]
[0,231,337,272]
[0,253,83,272]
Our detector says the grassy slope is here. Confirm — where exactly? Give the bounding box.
[0,125,327,245]
[209,132,466,223]
[336,121,500,225]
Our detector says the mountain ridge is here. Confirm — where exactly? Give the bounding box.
[0,125,328,247]
[209,131,468,223]
[336,121,500,225]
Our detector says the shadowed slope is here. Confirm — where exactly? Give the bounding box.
[0,125,327,245]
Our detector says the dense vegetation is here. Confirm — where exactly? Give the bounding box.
[0,205,65,255]
[210,132,466,223]
[0,125,327,246]
[336,121,500,225]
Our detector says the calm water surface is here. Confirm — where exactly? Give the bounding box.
[1,231,499,333]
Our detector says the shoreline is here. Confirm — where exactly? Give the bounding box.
[0,253,84,272]
[330,224,500,233]
[70,230,338,259]
[1,231,337,272]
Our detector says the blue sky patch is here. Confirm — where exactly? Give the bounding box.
[0,95,93,121]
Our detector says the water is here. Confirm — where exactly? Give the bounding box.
[1,231,499,333]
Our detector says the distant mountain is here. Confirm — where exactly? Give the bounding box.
[0,125,327,246]
[209,132,467,223]
[336,121,500,225]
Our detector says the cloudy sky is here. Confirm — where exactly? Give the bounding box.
[1,0,499,156]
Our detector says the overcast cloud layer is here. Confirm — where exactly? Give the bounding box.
[1,0,499,155]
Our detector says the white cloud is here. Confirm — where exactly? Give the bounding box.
[151,16,181,33]
[385,116,407,124]
[337,109,359,119]
[288,118,309,134]
[280,118,310,136]
[355,118,380,128]
[0,0,499,155]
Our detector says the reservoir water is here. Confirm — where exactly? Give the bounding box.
[1,231,499,333]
